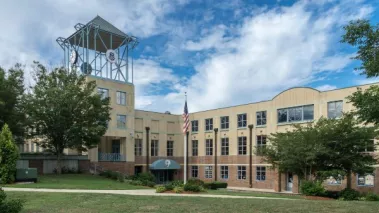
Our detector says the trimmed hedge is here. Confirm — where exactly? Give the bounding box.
[187,178,205,187]
[204,181,228,190]
[300,181,325,196]
[184,183,202,192]
[340,188,360,201]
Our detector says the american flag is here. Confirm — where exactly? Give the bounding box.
[182,98,189,134]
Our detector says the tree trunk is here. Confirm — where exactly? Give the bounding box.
[56,152,62,174]
[346,170,352,189]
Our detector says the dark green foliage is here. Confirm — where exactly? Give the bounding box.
[0,124,19,184]
[53,167,79,174]
[348,86,379,125]
[117,173,125,182]
[129,180,143,186]
[204,181,228,190]
[165,180,184,190]
[135,172,155,182]
[324,191,340,199]
[300,181,326,196]
[155,186,166,193]
[24,62,111,174]
[183,183,202,192]
[365,192,379,201]
[187,178,205,187]
[339,188,360,201]
[173,186,184,193]
[124,172,155,187]
[164,183,174,191]
[0,188,23,213]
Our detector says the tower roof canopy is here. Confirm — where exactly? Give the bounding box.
[89,15,128,37]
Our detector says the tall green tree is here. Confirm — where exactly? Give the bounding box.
[0,64,25,143]
[0,124,19,184]
[24,62,111,174]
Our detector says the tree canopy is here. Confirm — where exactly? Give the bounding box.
[0,124,19,184]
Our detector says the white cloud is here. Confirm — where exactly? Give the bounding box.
[316,84,337,91]
[355,78,379,85]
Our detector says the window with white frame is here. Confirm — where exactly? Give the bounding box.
[237,114,247,128]
[191,120,198,132]
[238,136,247,155]
[191,166,198,178]
[277,105,314,123]
[97,88,109,100]
[328,101,343,119]
[220,116,229,129]
[205,166,213,179]
[256,166,266,181]
[237,166,247,180]
[256,111,267,126]
[256,135,266,155]
[205,118,213,131]
[221,137,229,155]
[221,166,229,179]
[151,140,159,156]
[31,143,34,152]
[192,140,198,156]
[357,174,374,186]
[135,139,142,156]
[117,115,126,128]
[116,91,126,105]
[167,141,174,156]
[206,139,213,156]
[326,175,342,185]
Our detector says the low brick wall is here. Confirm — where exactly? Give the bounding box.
[94,161,135,176]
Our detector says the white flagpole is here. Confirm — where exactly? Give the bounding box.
[184,133,187,184]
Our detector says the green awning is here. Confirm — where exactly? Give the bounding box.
[150,159,180,170]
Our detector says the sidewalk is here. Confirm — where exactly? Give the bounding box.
[3,187,296,200]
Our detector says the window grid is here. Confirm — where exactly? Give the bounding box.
[237,113,247,128]
[97,88,109,99]
[277,105,314,123]
[238,136,247,155]
[238,166,247,180]
[205,166,213,179]
[256,166,266,181]
[191,120,199,132]
[256,135,267,155]
[221,138,229,155]
[151,140,159,156]
[135,139,142,156]
[206,139,213,156]
[256,111,267,126]
[221,166,229,179]
[191,166,198,178]
[116,91,126,105]
[357,174,374,186]
[117,115,126,129]
[167,141,174,156]
[192,140,198,156]
[328,101,343,119]
[205,118,213,131]
[220,116,229,129]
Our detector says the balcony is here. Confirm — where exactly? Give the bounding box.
[98,152,126,162]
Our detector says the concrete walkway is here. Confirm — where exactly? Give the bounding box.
[3,187,296,200]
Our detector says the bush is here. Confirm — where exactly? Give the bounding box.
[171,180,184,187]
[110,171,119,180]
[136,172,155,182]
[324,191,340,199]
[142,180,156,188]
[0,188,23,213]
[174,186,184,193]
[340,188,360,201]
[184,183,202,192]
[156,186,166,193]
[0,125,19,184]
[117,173,125,182]
[365,192,379,201]
[300,181,325,196]
[164,183,174,191]
[130,180,143,186]
[205,181,228,190]
[187,178,205,187]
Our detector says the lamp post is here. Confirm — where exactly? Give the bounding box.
[214,128,218,181]
[248,124,254,188]
[145,127,150,172]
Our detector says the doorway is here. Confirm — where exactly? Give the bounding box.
[152,170,174,184]
[286,172,293,192]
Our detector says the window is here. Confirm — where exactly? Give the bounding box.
[151,140,159,156]
[256,166,266,181]
[205,118,213,131]
[221,166,229,179]
[256,111,267,126]
[192,140,198,156]
[277,105,314,123]
[328,101,343,119]
[167,141,174,156]
[191,166,198,178]
[238,136,247,155]
[237,166,246,180]
[117,115,126,129]
[256,135,266,155]
[220,116,229,129]
[326,176,342,185]
[116,91,126,105]
[237,114,247,128]
[36,144,40,152]
[191,120,198,132]
[221,137,229,155]
[357,174,374,186]
[31,143,34,152]
[206,139,213,156]
[205,166,213,179]
[135,139,142,156]
[97,88,109,99]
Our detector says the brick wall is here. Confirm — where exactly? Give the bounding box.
[95,162,135,175]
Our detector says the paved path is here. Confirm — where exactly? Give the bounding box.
[3,187,295,200]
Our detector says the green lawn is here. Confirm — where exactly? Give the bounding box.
[5,192,379,213]
[1,174,147,190]
[206,189,305,199]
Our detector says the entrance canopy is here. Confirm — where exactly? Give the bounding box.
[150,159,180,170]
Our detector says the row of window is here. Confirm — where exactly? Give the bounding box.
[135,139,175,157]
[97,88,127,105]
[191,166,266,181]
[326,174,375,187]
[191,101,343,132]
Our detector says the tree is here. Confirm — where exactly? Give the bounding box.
[24,62,111,174]
[0,188,23,213]
[0,124,19,184]
[0,64,26,143]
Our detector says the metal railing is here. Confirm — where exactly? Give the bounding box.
[98,152,126,162]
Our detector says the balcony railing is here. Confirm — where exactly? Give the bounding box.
[98,152,126,162]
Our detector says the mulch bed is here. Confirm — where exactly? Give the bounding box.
[305,196,335,200]
[162,190,203,194]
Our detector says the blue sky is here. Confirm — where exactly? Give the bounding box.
[0,0,378,113]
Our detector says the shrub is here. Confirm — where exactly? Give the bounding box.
[0,188,23,213]
[184,183,202,192]
[156,186,166,193]
[164,183,174,191]
[0,125,19,184]
[300,181,325,196]
[205,181,228,190]
[365,192,379,201]
[171,180,184,187]
[117,173,125,182]
[136,172,155,182]
[340,188,360,201]
[187,178,205,187]
[130,180,143,186]
[110,171,119,180]
[142,180,156,187]
[324,191,340,199]
[174,186,184,193]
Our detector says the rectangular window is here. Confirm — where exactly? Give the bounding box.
[167,141,174,156]
[97,88,109,99]
[326,176,342,185]
[191,120,198,132]
[277,105,314,123]
[328,101,343,119]
[191,166,198,178]
[256,166,266,181]
[256,111,267,126]
[256,135,267,155]
[205,118,213,131]
[238,136,247,155]
[357,174,375,186]
[221,166,229,179]
[117,115,126,129]
[220,116,229,129]
[36,144,40,152]
[237,166,247,180]
[221,137,229,156]
[237,113,247,128]
[31,143,34,152]
[205,166,213,179]
[151,140,159,156]
[116,91,126,105]
[206,139,213,156]
[134,139,142,156]
[192,140,198,156]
